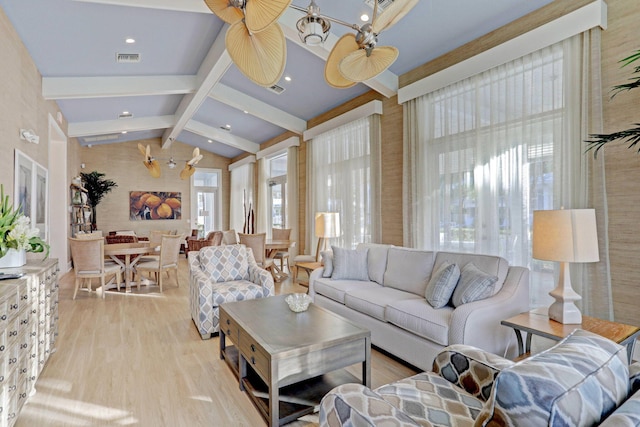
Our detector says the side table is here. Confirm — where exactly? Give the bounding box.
[501,308,640,361]
[294,261,323,288]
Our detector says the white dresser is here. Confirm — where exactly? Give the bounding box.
[0,259,59,426]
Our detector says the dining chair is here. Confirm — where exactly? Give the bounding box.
[69,237,123,299]
[271,228,292,273]
[238,233,275,274]
[135,234,183,293]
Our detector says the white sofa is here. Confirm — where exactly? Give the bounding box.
[309,243,529,371]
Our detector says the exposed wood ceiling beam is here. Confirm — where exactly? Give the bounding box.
[42,75,197,99]
[161,24,231,149]
[72,0,209,13]
[68,115,176,137]
[185,120,259,154]
[209,84,306,134]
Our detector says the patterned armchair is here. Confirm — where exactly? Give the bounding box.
[320,329,640,426]
[188,244,274,339]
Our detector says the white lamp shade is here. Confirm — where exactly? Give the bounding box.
[532,209,599,263]
[315,212,340,238]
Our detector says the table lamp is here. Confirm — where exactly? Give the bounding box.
[532,208,599,324]
[315,212,340,262]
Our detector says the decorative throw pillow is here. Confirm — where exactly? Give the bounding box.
[451,262,498,307]
[331,246,370,281]
[320,251,333,277]
[425,261,460,308]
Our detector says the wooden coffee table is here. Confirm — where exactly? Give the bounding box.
[219,295,371,426]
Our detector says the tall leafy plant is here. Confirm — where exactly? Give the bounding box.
[80,171,117,230]
[587,50,640,155]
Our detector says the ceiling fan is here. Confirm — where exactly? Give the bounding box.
[179,148,204,180]
[138,143,161,178]
[138,144,203,179]
[204,0,291,87]
[203,0,417,89]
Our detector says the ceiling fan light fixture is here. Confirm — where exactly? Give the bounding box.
[167,158,177,169]
[297,15,330,46]
[296,0,330,46]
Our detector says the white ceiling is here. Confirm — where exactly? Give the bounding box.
[1,0,554,158]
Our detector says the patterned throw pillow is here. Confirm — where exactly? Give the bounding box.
[451,262,498,307]
[425,261,460,308]
[320,251,333,277]
[331,246,369,281]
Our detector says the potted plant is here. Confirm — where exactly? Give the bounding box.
[0,184,49,268]
[80,171,117,230]
[587,50,640,154]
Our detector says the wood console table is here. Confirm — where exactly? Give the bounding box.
[501,308,640,361]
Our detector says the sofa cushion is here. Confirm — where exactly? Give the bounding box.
[451,263,498,307]
[313,277,381,304]
[386,298,453,346]
[345,287,422,322]
[376,372,483,426]
[332,246,370,281]
[198,245,249,282]
[476,329,629,427]
[383,248,435,295]
[425,261,460,308]
[357,243,392,285]
[320,251,333,277]
[433,252,509,293]
[599,391,640,426]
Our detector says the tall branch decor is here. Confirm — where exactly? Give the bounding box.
[587,50,640,156]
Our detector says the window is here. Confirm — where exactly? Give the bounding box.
[191,169,221,236]
[310,116,378,248]
[268,153,287,229]
[406,39,573,307]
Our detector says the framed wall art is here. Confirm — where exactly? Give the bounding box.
[130,191,181,220]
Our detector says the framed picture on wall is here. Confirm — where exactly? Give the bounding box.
[14,149,48,240]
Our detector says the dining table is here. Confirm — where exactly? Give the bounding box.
[104,242,155,293]
[265,239,296,281]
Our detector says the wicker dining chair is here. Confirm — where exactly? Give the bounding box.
[271,228,292,273]
[135,234,183,293]
[69,237,123,299]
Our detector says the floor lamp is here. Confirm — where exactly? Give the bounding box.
[315,212,340,262]
[532,209,600,324]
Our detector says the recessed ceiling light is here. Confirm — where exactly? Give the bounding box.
[125,38,135,44]
[122,111,129,115]
[121,131,127,134]
[208,139,213,144]
[360,14,369,22]
[243,110,248,114]
[220,124,232,131]
[284,76,292,82]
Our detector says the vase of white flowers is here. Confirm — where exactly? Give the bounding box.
[0,184,49,268]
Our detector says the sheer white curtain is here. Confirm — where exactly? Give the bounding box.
[286,146,299,257]
[256,158,268,235]
[229,163,254,233]
[403,31,610,317]
[309,115,381,249]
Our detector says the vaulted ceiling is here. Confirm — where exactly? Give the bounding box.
[1,0,554,159]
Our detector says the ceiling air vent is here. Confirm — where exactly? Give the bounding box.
[267,84,285,95]
[118,112,133,119]
[116,53,141,63]
[364,0,394,12]
[83,134,121,143]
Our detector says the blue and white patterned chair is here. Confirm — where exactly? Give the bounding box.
[320,329,640,426]
[189,244,274,339]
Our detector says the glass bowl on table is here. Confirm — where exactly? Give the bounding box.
[285,293,312,312]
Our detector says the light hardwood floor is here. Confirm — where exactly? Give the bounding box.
[16,257,418,426]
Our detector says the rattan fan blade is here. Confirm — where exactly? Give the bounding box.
[204,0,243,25]
[339,46,398,82]
[144,160,161,178]
[180,164,196,180]
[372,0,418,34]
[226,21,286,87]
[245,0,292,33]
[324,34,359,89]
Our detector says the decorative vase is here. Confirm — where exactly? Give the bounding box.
[0,249,27,269]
